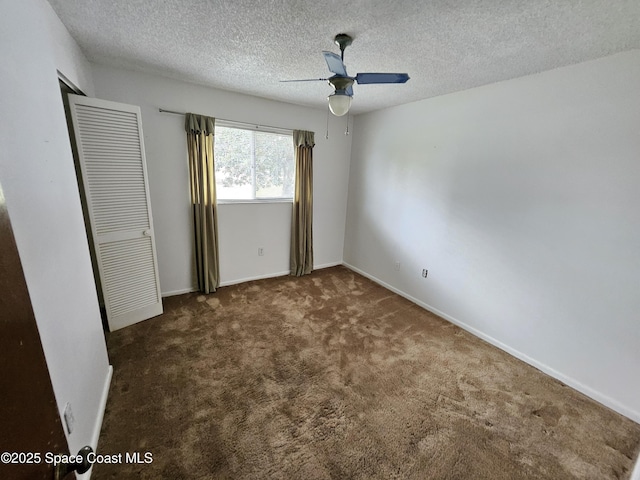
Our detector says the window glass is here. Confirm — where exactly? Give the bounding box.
[214,126,294,201]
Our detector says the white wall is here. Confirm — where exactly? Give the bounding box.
[344,50,640,421]
[42,0,95,96]
[90,65,352,294]
[218,202,292,286]
[0,0,111,463]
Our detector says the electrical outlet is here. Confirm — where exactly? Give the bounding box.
[258,247,264,256]
[394,261,401,271]
[422,269,428,278]
[63,402,75,434]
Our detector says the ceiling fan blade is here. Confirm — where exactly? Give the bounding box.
[280,78,328,82]
[355,73,410,84]
[322,51,348,76]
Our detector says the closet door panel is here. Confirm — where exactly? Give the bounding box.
[69,95,162,331]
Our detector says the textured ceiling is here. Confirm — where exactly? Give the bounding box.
[47,0,640,115]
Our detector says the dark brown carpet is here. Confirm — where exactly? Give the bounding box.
[93,266,640,479]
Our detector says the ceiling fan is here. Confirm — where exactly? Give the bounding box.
[281,34,410,116]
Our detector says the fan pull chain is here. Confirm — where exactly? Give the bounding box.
[345,112,350,136]
[325,105,330,139]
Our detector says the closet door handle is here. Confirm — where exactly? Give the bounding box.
[54,446,93,479]
[143,229,151,236]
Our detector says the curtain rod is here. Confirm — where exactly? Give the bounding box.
[158,108,185,115]
[158,108,297,134]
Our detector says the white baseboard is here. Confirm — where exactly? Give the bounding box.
[314,261,343,270]
[162,263,344,296]
[162,287,197,297]
[217,262,345,288]
[632,455,640,480]
[78,364,113,480]
[219,270,291,287]
[342,262,640,424]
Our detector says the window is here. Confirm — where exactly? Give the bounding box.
[214,123,294,201]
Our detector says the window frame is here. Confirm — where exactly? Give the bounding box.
[214,120,295,204]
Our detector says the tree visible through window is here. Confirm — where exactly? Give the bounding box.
[214,126,294,200]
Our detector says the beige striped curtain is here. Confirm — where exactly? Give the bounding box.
[185,113,220,293]
[290,130,314,276]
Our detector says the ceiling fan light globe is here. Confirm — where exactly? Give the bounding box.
[328,93,352,116]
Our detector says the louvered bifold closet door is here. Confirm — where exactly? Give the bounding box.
[68,95,162,331]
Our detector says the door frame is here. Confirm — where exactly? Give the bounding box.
[59,77,109,331]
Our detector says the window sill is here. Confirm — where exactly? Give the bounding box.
[217,198,293,205]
